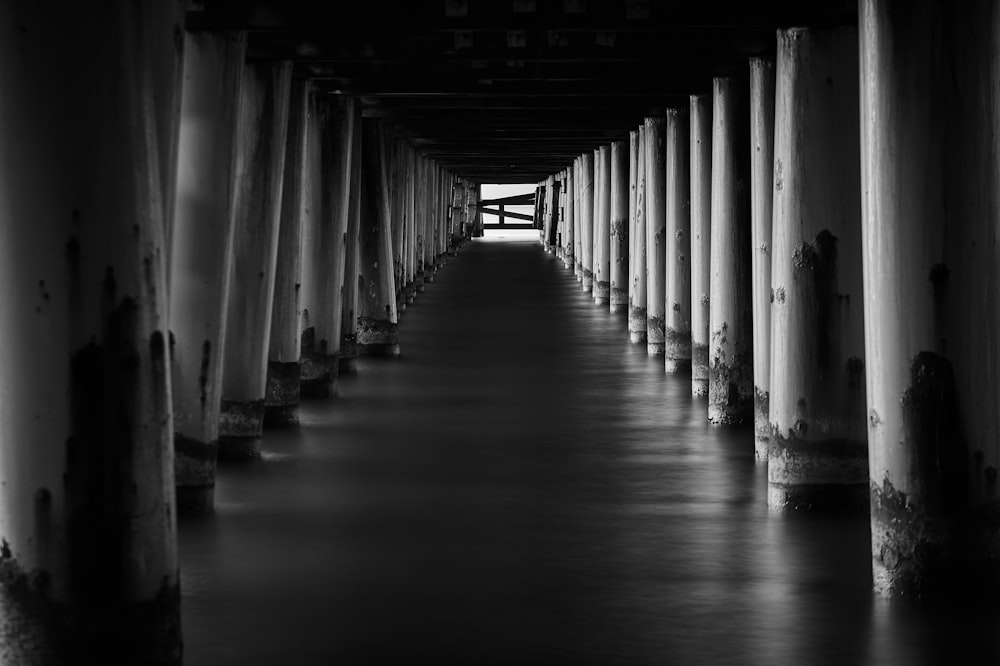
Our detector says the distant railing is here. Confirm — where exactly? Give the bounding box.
[478,192,536,229]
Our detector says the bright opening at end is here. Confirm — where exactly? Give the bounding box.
[480,183,538,241]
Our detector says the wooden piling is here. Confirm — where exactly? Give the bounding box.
[768,28,867,512]
[750,57,776,459]
[358,118,400,356]
[220,61,292,459]
[644,116,667,356]
[580,153,595,292]
[339,104,364,373]
[0,4,186,661]
[610,140,630,314]
[665,108,692,373]
[690,95,713,396]
[266,80,309,425]
[630,126,648,343]
[708,77,752,424]
[594,145,612,305]
[170,30,246,513]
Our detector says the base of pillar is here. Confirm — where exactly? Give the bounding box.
[360,343,401,357]
[629,307,647,343]
[300,351,338,398]
[0,564,183,666]
[265,361,300,412]
[754,387,770,461]
[707,351,752,424]
[646,315,665,356]
[767,433,868,512]
[767,481,869,514]
[582,270,593,292]
[665,329,691,373]
[219,435,262,461]
[665,358,691,374]
[593,281,610,305]
[264,405,298,426]
[174,434,217,515]
[610,288,628,313]
[358,317,399,357]
[339,333,358,374]
[692,343,709,396]
[219,399,264,437]
[175,483,214,516]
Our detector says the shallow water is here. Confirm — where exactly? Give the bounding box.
[179,233,1000,665]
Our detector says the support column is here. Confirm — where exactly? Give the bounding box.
[219,61,292,460]
[574,157,584,280]
[708,76,752,424]
[860,0,1000,597]
[610,140,630,314]
[690,96,713,396]
[390,140,406,312]
[580,153,595,292]
[0,4,183,662]
[630,126,648,343]
[171,31,246,513]
[544,174,556,252]
[645,116,667,356]
[768,28,866,511]
[300,97,355,397]
[339,105,364,374]
[594,145,612,305]
[405,148,418,303]
[358,118,400,356]
[750,58,776,460]
[266,81,308,425]
[564,165,575,270]
[665,109,692,373]
[422,159,437,284]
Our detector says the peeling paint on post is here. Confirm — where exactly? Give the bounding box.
[220,61,292,460]
[580,153,595,292]
[860,0,1000,597]
[0,3,184,661]
[610,141,630,314]
[750,57,775,459]
[665,108,692,373]
[768,28,867,512]
[690,95,713,396]
[358,118,400,356]
[266,81,309,425]
[708,77,752,425]
[594,145,612,305]
[644,116,667,357]
[629,126,648,344]
[170,30,246,513]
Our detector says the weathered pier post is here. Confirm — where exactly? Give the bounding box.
[219,61,292,459]
[300,97,355,397]
[580,153,595,292]
[423,158,437,284]
[750,58,775,459]
[708,77,752,424]
[610,140,630,314]
[644,116,667,356]
[564,165,576,270]
[594,145,612,305]
[339,105,364,374]
[627,130,640,330]
[629,126,648,343]
[690,95,713,396]
[404,148,418,305]
[358,118,400,356]
[665,108,692,373]
[390,140,407,311]
[266,81,309,425]
[860,0,1000,597]
[0,2,184,661]
[544,174,557,253]
[574,157,584,280]
[171,30,246,513]
[768,28,867,511]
